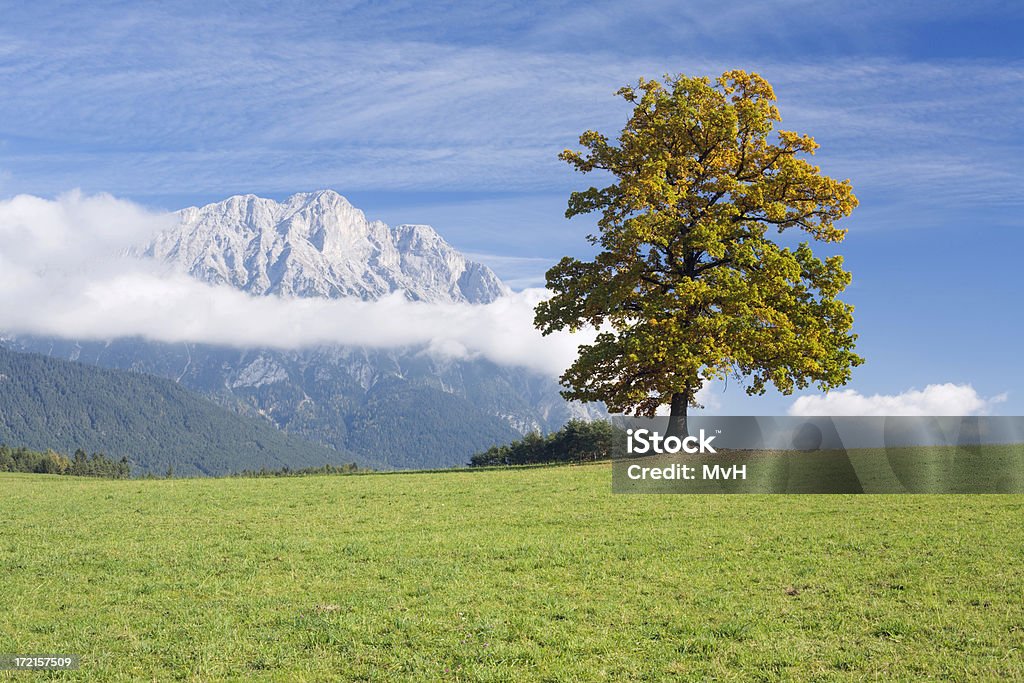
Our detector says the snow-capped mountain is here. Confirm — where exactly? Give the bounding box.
[143,190,508,303]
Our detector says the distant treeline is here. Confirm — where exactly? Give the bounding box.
[469,420,619,467]
[0,444,131,478]
[230,462,366,478]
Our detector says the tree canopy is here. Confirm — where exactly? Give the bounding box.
[535,70,863,432]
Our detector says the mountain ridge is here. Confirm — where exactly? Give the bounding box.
[143,189,509,303]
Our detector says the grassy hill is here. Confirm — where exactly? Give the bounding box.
[0,346,365,475]
[1,465,1022,680]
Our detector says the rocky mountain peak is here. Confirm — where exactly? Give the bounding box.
[144,190,509,303]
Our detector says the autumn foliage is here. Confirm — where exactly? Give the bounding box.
[535,70,862,431]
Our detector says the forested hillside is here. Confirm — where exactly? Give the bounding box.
[0,346,364,475]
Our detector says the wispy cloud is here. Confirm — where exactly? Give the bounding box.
[2,4,1021,215]
[462,253,555,290]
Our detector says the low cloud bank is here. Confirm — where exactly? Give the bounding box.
[0,192,591,375]
[788,384,1008,417]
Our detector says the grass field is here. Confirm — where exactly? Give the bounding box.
[1,465,1023,681]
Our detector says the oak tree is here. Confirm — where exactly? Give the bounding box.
[535,70,863,436]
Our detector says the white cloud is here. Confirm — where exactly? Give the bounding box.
[788,384,1008,417]
[0,192,591,376]
[694,381,724,413]
[0,190,174,266]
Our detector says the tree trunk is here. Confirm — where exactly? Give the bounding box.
[666,390,690,439]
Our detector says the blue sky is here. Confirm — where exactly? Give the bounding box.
[1,0,1022,413]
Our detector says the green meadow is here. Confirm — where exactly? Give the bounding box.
[1,465,1022,681]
